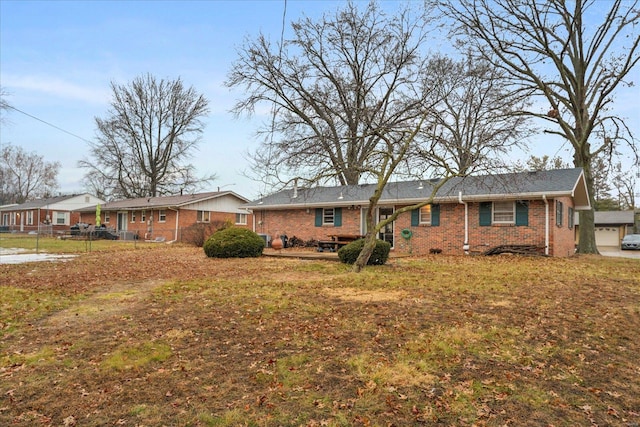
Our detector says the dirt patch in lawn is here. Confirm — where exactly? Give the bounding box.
[1,246,639,426]
[323,287,407,302]
[43,279,165,328]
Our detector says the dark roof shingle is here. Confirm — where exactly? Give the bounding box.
[246,168,589,209]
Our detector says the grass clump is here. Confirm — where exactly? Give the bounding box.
[203,227,265,258]
[102,341,172,370]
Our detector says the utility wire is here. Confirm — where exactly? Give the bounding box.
[4,104,94,145]
[263,0,287,196]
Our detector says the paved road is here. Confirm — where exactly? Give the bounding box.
[598,247,640,259]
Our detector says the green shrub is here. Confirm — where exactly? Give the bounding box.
[338,238,391,265]
[203,227,265,258]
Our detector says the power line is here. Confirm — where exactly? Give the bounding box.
[5,104,94,145]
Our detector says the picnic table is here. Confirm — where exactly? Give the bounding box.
[317,233,364,252]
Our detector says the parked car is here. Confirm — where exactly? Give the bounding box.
[621,234,640,250]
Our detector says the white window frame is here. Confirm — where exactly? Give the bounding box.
[26,211,34,225]
[197,210,211,223]
[419,205,432,225]
[105,212,110,223]
[235,213,247,225]
[158,210,166,222]
[493,201,515,224]
[131,211,136,223]
[323,208,335,225]
[55,211,69,226]
[141,210,146,223]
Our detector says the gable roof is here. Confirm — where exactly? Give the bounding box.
[95,191,250,211]
[0,194,94,211]
[245,168,591,210]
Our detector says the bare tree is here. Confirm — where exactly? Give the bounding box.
[228,1,456,270]
[590,154,615,209]
[611,162,637,210]
[227,1,439,189]
[420,54,534,175]
[0,87,10,126]
[513,154,572,172]
[80,74,214,200]
[438,0,640,254]
[0,143,60,204]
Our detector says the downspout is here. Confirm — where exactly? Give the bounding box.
[458,191,469,254]
[542,195,549,256]
[251,210,256,232]
[169,207,179,243]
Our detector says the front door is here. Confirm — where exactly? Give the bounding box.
[117,212,128,232]
[378,207,394,248]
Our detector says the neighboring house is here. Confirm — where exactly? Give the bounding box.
[245,168,591,257]
[574,210,638,249]
[87,191,253,241]
[0,194,106,234]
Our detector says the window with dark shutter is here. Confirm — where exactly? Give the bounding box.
[479,202,492,226]
[411,209,419,226]
[315,208,323,227]
[515,201,529,226]
[556,201,563,226]
[431,204,440,226]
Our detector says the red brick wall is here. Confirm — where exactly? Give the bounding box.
[253,198,576,257]
[100,208,252,241]
[550,196,577,257]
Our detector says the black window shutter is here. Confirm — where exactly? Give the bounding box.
[315,208,322,227]
[334,208,342,227]
[432,204,440,226]
[515,201,529,226]
[411,209,419,226]
[479,202,492,226]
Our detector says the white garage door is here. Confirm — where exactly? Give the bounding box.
[595,227,620,247]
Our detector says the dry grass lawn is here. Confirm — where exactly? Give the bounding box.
[1,243,639,426]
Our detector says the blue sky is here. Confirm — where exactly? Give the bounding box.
[1,0,638,201]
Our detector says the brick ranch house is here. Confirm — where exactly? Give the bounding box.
[244,168,591,257]
[83,191,253,242]
[0,194,106,234]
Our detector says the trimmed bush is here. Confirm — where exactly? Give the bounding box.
[203,227,265,258]
[338,238,391,265]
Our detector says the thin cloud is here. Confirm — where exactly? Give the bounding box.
[2,74,110,105]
